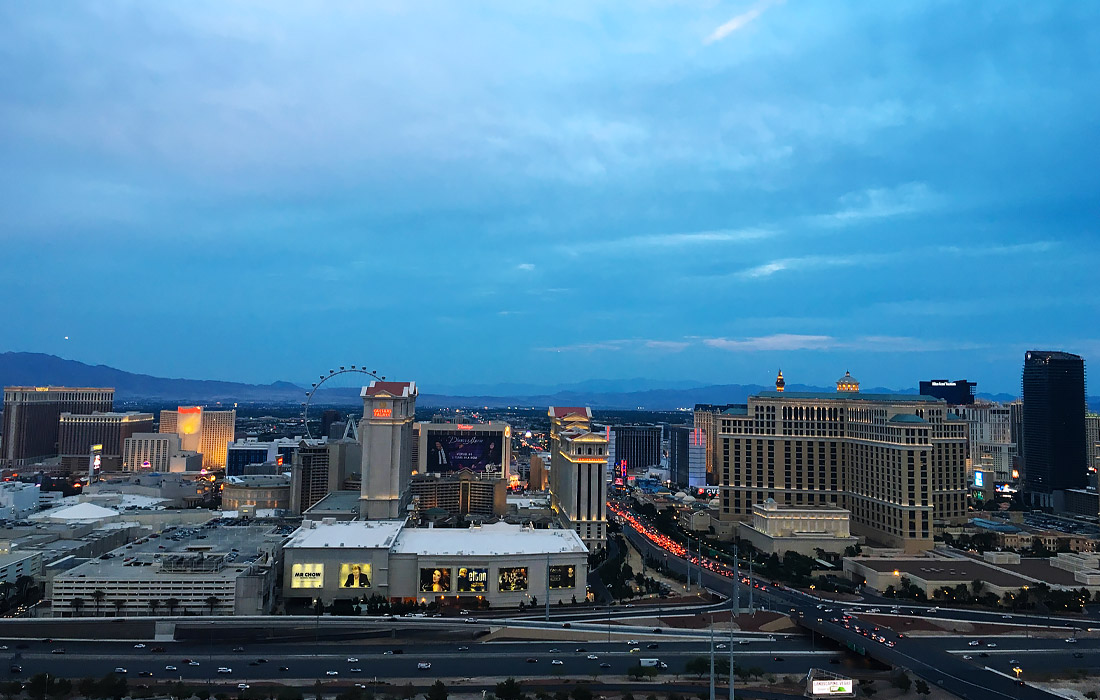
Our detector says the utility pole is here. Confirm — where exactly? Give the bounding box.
[545,554,551,622]
[709,617,716,700]
[748,555,754,613]
[730,544,738,700]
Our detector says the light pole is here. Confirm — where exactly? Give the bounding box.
[730,544,738,700]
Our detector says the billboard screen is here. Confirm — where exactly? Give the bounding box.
[498,567,528,592]
[290,563,324,589]
[420,567,451,593]
[457,567,489,592]
[549,565,576,590]
[424,432,504,473]
[339,563,372,589]
[810,679,853,696]
[974,471,984,488]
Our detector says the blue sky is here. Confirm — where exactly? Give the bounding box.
[2,1,1098,394]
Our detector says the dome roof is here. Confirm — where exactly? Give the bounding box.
[674,491,688,499]
[709,498,721,507]
[838,370,858,384]
[682,495,696,503]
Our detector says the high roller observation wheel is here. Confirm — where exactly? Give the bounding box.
[301,366,385,439]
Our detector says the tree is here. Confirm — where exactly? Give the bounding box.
[495,679,525,700]
[892,673,911,693]
[425,681,448,700]
[970,579,986,598]
[205,595,220,615]
[684,657,709,678]
[112,599,125,617]
[165,597,180,616]
[91,589,106,617]
[148,599,160,617]
[70,597,85,617]
[914,679,930,695]
[570,687,591,700]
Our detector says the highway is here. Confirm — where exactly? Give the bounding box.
[616,510,1090,698]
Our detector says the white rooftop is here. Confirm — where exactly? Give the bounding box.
[284,519,406,550]
[392,521,587,556]
[32,502,119,522]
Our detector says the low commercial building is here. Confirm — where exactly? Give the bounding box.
[0,482,40,519]
[407,471,507,518]
[737,499,857,556]
[282,519,588,608]
[222,475,291,511]
[50,522,286,617]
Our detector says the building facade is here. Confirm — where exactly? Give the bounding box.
[548,407,608,550]
[608,425,661,472]
[58,411,154,472]
[222,475,291,511]
[1022,351,1088,506]
[919,379,977,405]
[694,404,745,487]
[1,387,114,467]
[359,381,417,520]
[408,471,507,518]
[226,438,299,476]
[669,425,707,488]
[159,407,236,470]
[714,387,968,553]
[949,403,1016,483]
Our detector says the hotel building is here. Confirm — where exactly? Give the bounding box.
[548,407,608,550]
[2,387,114,467]
[159,407,236,470]
[714,372,968,553]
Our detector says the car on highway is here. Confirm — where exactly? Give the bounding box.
[350,668,362,673]
[51,649,65,654]
[165,666,177,671]
[626,639,639,645]
[417,662,431,670]
[526,658,537,663]
[134,644,146,649]
[347,657,359,662]
[599,663,611,669]
[552,660,563,665]
[1073,652,1084,659]
[217,668,232,674]
[968,640,980,646]
[1065,638,1078,643]
[233,647,245,652]
[457,646,469,651]
[238,684,249,690]
[326,671,338,676]
[962,655,972,661]
[1002,615,1012,619]
[716,643,727,649]
[188,661,200,667]
[647,643,659,649]
[986,642,997,647]
[279,667,290,672]
[629,648,640,653]
[575,648,586,652]
[587,654,599,660]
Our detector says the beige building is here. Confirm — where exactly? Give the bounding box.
[529,452,549,491]
[222,475,291,511]
[58,411,154,473]
[714,376,968,553]
[358,381,417,520]
[737,499,857,556]
[159,407,236,470]
[548,407,608,551]
[408,471,507,518]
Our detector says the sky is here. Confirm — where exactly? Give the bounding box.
[1,1,1099,394]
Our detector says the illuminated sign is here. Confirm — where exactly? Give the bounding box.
[290,563,324,589]
[425,433,503,474]
[456,567,488,592]
[549,565,576,590]
[142,461,151,469]
[276,456,284,466]
[811,679,853,696]
[1011,469,1020,480]
[339,563,372,588]
[455,424,473,430]
[373,408,392,418]
[974,472,984,488]
[91,444,103,452]
[420,567,451,593]
[931,381,957,387]
[498,567,528,592]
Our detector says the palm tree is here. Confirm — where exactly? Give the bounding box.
[112,599,125,617]
[15,575,33,599]
[204,595,219,616]
[91,589,106,617]
[0,582,13,606]
[148,599,160,617]
[165,597,180,616]
[69,597,86,618]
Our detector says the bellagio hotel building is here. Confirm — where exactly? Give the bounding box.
[712,372,968,553]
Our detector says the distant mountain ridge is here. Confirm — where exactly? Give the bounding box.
[0,351,1071,410]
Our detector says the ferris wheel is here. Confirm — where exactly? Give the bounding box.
[301,366,386,439]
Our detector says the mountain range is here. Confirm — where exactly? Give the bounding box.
[0,351,1050,411]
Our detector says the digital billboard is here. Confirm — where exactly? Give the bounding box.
[498,567,528,592]
[420,567,452,593]
[457,567,488,592]
[974,471,984,488]
[290,563,324,589]
[810,678,853,696]
[339,563,372,589]
[424,432,504,473]
[549,565,576,590]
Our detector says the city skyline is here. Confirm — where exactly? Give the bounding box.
[2,2,1098,392]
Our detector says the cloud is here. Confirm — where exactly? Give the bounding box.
[737,252,891,279]
[705,0,785,44]
[515,262,536,271]
[563,227,774,256]
[644,340,690,351]
[812,183,941,227]
[703,334,987,353]
[704,334,837,351]
[538,338,691,353]
[937,241,1056,256]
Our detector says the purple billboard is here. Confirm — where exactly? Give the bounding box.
[424,432,504,473]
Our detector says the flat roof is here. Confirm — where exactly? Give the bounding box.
[284,519,405,550]
[55,523,284,582]
[856,558,1032,588]
[392,521,587,556]
[305,490,361,513]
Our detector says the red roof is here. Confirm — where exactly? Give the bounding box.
[365,381,415,397]
[549,406,591,419]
